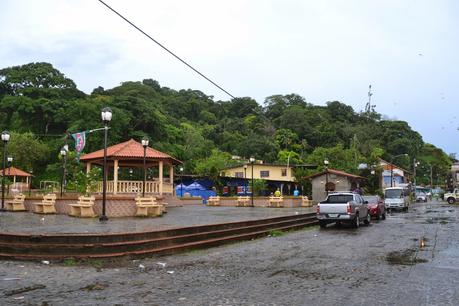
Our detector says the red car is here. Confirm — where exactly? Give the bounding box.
[363,195,386,220]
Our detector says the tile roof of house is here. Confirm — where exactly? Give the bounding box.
[305,168,366,180]
[80,139,181,164]
[0,166,32,177]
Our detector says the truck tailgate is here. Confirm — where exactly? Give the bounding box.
[319,203,348,214]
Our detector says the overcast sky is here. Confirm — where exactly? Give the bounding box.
[1,0,458,155]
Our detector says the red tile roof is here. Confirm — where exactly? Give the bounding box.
[80,139,181,164]
[0,166,32,177]
[305,168,366,180]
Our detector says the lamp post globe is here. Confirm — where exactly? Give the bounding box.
[101,107,113,123]
[1,130,11,211]
[249,157,255,206]
[141,137,149,197]
[100,107,112,221]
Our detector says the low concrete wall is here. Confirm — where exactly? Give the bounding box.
[214,196,303,207]
[22,194,169,218]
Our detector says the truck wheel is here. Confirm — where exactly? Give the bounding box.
[447,197,456,205]
[353,214,359,228]
[364,213,371,226]
[319,221,327,228]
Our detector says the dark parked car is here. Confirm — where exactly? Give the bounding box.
[363,195,386,220]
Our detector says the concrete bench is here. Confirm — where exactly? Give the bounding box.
[135,196,162,217]
[5,194,26,211]
[207,196,220,206]
[68,196,96,218]
[236,196,251,207]
[268,196,284,208]
[301,196,313,207]
[33,194,57,214]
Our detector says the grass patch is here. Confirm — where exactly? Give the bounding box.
[88,259,104,269]
[63,257,77,266]
[269,230,285,237]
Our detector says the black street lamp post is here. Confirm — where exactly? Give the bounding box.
[141,137,149,197]
[6,157,12,195]
[29,169,33,196]
[243,164,247,196]
[179,167,184,197]
[60,147,67,197]
[390,154,408,187]
[100,107,112,221]
[324,159,329,195]
[249,157,255,206]
[1,130,11,211]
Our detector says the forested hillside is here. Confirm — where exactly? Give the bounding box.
[0,62,452,189]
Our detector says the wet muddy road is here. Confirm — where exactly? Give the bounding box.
[1,200,458,305]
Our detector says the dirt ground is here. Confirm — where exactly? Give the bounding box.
[1,200,458,305]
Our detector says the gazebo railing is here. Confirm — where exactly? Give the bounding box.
[97,180,173,194]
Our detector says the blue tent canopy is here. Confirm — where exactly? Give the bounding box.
[186,182,206,191]
[174,183,187,190]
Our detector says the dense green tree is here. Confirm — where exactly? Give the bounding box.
[0,62,452,188]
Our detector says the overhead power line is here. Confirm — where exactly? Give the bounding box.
[97,0,236,99]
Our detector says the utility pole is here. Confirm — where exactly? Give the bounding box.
[365,84,373,114]
[413,158,421,196]
[430,165,433,188]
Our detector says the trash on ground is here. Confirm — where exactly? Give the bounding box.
[167,270,175,274]
[3,278,21,281]
[41,260,50,265]
[156,262,166,268]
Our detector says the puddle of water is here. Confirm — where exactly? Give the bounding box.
[386,249,428,265]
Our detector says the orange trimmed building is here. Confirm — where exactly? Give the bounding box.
[0,166,32,192]
[80,139,182,195]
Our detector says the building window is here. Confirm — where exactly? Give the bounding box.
[281,169,287,176]
[235,172,244,178]
[260,170,270,178]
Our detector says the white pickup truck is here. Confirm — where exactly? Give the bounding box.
[444,189,459,204]
[316,192,371,228]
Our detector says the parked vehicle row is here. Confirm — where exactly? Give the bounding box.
[316,191,394,229]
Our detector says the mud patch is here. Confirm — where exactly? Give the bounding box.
[425,217,453,224]
[386,249,428,265]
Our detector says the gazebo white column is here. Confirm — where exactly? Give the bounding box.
[113,159,119,195]
[86,162,92,174]
[159,161,163,195]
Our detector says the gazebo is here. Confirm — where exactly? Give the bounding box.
[80,139,182,195]
[0,166,32,192]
